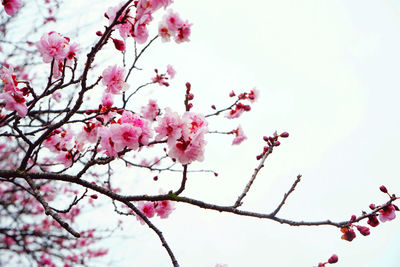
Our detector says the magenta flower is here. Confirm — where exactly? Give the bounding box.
[155,200,175,219]
[136,202,156,224]
[379,204,396,222]
[2,0,22,16]
[102,65,129,94]
[232,125,247,145]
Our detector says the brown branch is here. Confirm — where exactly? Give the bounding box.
[233,146,273,208]
[271,175,302,216]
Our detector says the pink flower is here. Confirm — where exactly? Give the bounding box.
[155,200,175,219]
[164,10,183,31]
[110,123,142,151]
[155,108,184,142]
[379,204,396,222]
[102,93,114,108]
[159,10,192,43]
[0,91,27,117]
[149,0,173,11]
[175,22,191,43]
[36,32,70,63]
[158,22,172,42]
[141,99,159,121]
[136,201,155,224]
[168,129,207,165]
[51,91,62,102]
[2,0,22,16]
[0,65,18,92]
[232,125,247,145]
[248,88,259,103]
[166,64,176,79]
[98,127,118,157]
[102,65,129,94]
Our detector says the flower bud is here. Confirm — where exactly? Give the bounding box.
[274,141,281,146]
[211,105,216,110]
[113,38,126,52]
[356,225,370,236]
[379,185,388,193]
[328,254,338,264]
[90,194,98,199]
[96,31,103,36]
[369,204,376,210]
[280,132,289,138]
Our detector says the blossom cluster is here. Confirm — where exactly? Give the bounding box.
[105,0,191,48]
[36,31,79,78]
[340,185,398,242]
[136,200,175,224]
[0,65,28,117]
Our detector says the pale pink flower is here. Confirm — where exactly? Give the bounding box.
[166,64,176,79]
[2,0,22,16]
[164,10,183,32]
[36,32,70,63]
[0,65,18,92]
[132,21,150,44]
[232,125,247,145]
[141,99,159,121]
[175,22,191,43]
[182,112,208,136]
[168,129,207,165]
[379,204,396,222]
[66,42,80,62]
[136,201,155,224]
[102,65,129,94]
[110,123,142,151]
[3,236,15,246]
[98,127,118,158]
[105,2,127,25]
[155,200,175,219]
[158,22,172,42]
[149,0,173,11]
[155,108,184,142]
[102,93,114,107]
[119,112,154,146]
[0,91,27,117]
[78,122,100,144]
[55,150,76,167]
[51,91,62,102]
[248,88,259,103]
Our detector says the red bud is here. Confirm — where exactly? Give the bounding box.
[280,132,289,138]
[328,254,338,264]
[379,185,388,193]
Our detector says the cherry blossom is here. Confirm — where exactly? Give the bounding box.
[36,32,70,63]
[141,99,159,121]
[0,91,27,117]
[2,0,22,16]
[378,204,396,222]
[231,125,247,145]
[155,200,175,218]
[102,65,129,94]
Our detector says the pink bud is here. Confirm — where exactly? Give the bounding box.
[185,82,191,91]
[379,185,388,193]
[211,105,216,110]
[328,254,338,264]
[274,141,281,146]
[153,176,158,181]
[356,225,370,236]
[214,172,218,177]
[188,93,194,100]
[263,136,268,142]
[280,132,289,138]
[113,38,126,51]
[90,194,98,199]
[229,90,236,97]
[96,31,103,36]
[350,215,356,223]
[369,204,376,210]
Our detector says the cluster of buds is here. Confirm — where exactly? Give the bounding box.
[184,82,194,111]
[256,131,289,160]
[316,254,338,267]
[340,185,399,242]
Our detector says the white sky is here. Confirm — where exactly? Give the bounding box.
[38,0,400,266]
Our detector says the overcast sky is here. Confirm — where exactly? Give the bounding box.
[50,0,400,266]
